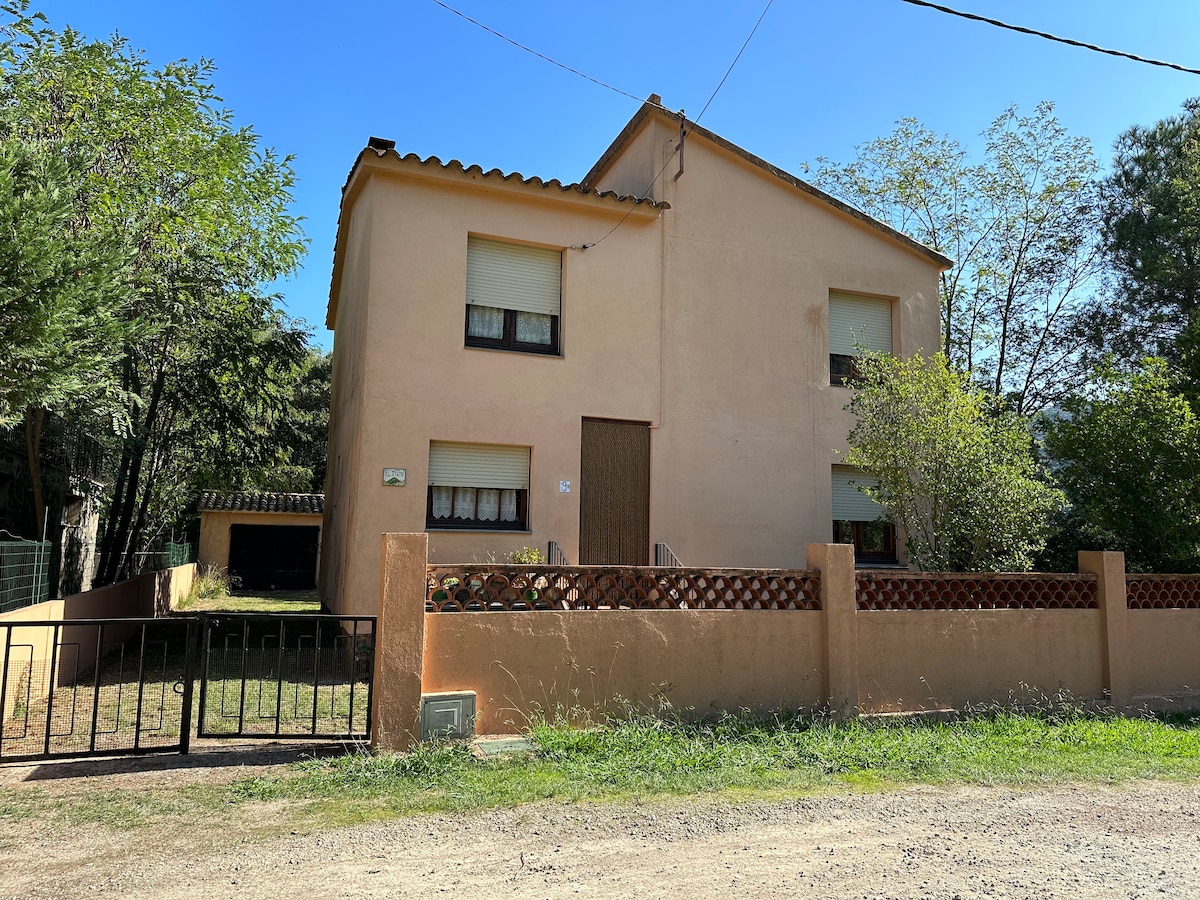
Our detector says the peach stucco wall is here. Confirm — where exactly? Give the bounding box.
[856,609,1106,711]
[323,114,943,617]
[423,610,826,733]
[370,543,1200,747]
[1128,609,1200,703]
[321,186,374,610]
[198,509,323,573]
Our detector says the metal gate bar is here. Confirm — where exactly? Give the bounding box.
[0,617,197,762]
[196,613,374,741]
[0,612,374,761]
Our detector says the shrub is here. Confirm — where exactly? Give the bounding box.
[509,546,545,565]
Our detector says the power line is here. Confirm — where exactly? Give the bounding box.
[899,0,1200,76]
[429,0,674,111]
[583,0,776,249]
[695,0,775,123]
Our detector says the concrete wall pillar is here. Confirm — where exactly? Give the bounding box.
[1078,550,1131,711]
[808,543,858,719]
[372,532,429,752]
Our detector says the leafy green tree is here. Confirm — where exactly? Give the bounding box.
[0,4,308,582]
[843,352,1063,571]
[811,103,1104,414]
[0,141,131,427]
[1104,98,1200,360]
[188,347,331,496]
[0,133,139,533]
[259,349,332,494]
[1042,360,1200,573]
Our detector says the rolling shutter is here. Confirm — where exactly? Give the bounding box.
[466,237,561,317]
[428,442,530,490]
[831,465,885,521]
[829,292,892,356]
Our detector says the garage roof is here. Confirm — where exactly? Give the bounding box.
[198,492,325,514]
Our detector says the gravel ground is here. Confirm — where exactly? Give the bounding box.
[2,748,1199,899]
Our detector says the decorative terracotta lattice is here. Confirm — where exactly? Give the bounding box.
[856,572,1098,610]
[1126,576,1200,609]
[425,566,822,612]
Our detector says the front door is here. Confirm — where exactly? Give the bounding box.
[578,418,650,565]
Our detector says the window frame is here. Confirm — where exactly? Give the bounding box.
[829,352,863,387]
[463,306,561,356]
[425,485,529,531]
[832,519,898,565]
[828,292,893,387]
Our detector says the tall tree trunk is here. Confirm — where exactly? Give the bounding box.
[103,360,168,583]
[97,358,141,585]
[23,406,45,541]
[96,434,130,583]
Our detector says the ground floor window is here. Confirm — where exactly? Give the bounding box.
[831,464,897,565]
[427,485,527,529]
[427,441,530,530]
[832,519,897,565]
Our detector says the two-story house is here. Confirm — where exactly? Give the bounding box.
[320,96,949,617]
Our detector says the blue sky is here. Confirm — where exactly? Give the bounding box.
[33,1,1200,349]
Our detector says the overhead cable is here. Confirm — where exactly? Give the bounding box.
[899,0,1200,76]
[429,0,675,112]
[583,0,776,249]
[694,0,775,123]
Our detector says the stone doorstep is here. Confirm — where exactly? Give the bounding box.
[470,734,535,759]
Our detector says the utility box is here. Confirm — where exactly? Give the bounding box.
[420,691,476,741]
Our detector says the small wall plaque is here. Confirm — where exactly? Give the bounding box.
[383,468,406,486]
[559,480,571,493]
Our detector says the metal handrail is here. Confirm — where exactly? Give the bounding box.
[654,542,682,567]
[547,540,569,566]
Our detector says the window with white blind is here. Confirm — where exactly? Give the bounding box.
[427,441,531,530]
[831,465,896,564]
[465,236,561,355]
[828,292,893,385]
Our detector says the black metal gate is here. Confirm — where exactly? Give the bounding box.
[196,614,375,740]
[0,617,197,762]
[0,612,375,762]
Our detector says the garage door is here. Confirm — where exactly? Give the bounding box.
[228,525,320,591]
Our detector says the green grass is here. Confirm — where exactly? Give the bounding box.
[6,707,1200,833]
[176,590,322,614]
[220,706,1200,824]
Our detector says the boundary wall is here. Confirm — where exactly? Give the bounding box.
[372,538,1199,750]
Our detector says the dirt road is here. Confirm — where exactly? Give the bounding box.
[3,760,1199,899]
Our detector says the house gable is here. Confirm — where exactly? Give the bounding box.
[581,99,952,272]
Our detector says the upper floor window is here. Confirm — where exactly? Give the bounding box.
[427,440,531,531]
[828,292,892,385]
[465,236,561,355]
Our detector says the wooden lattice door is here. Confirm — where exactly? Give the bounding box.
[578,418,650,565]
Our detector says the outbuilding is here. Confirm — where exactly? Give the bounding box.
[197,492,324,591]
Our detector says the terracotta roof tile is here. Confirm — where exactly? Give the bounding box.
[381,150,670,209]
[198,491,325,514]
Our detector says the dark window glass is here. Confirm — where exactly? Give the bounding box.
[832,519,897,564]
[466,305,560,356]
[427,485,528,530]
[829,353,863,386]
